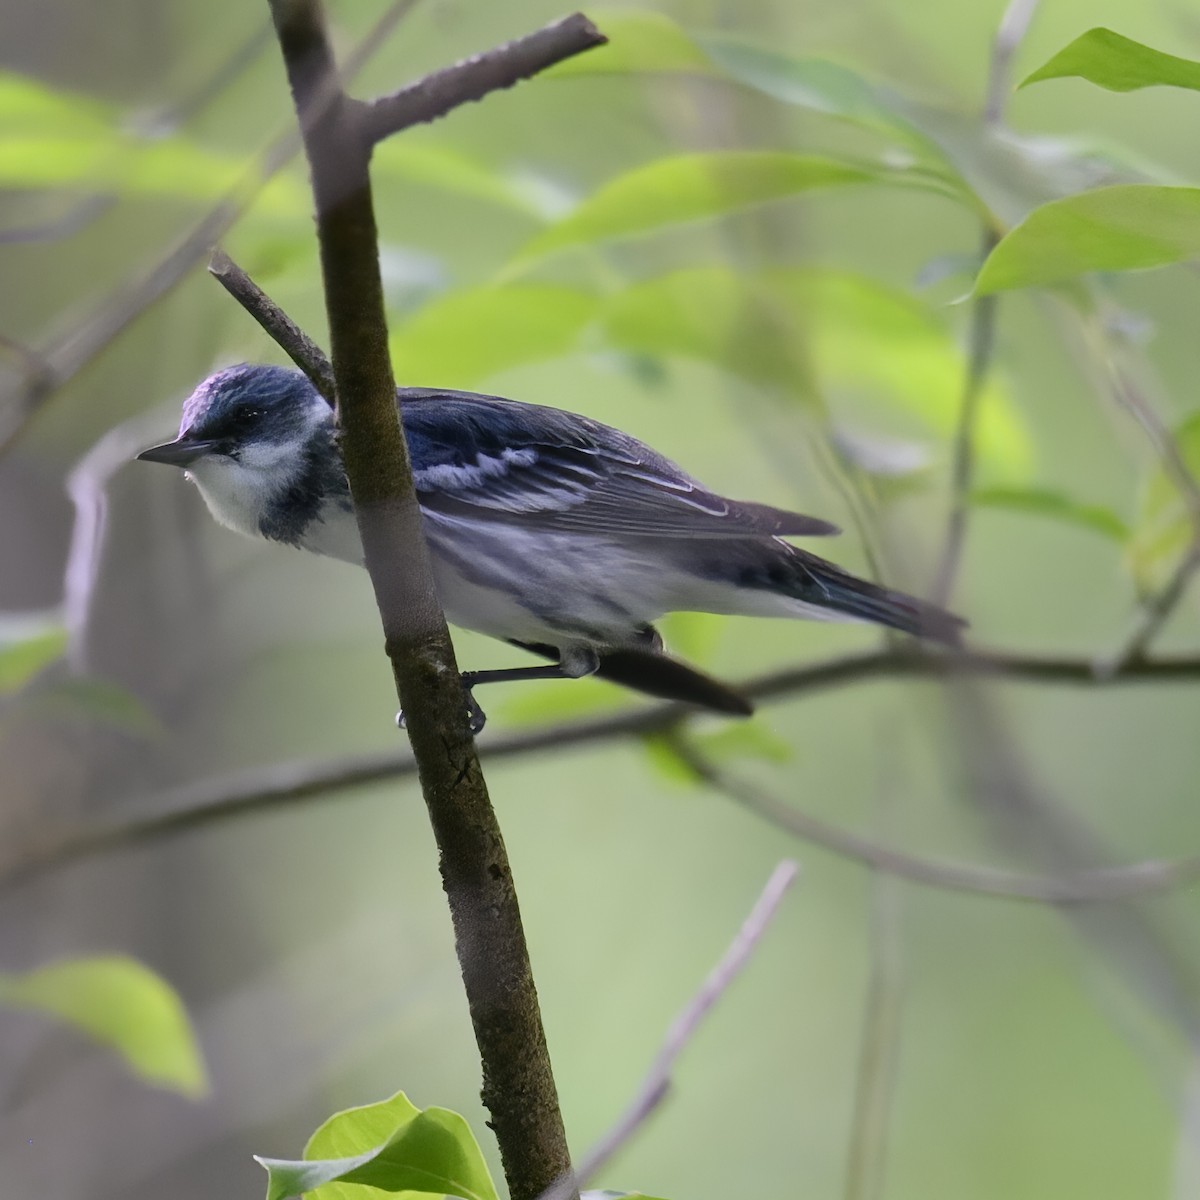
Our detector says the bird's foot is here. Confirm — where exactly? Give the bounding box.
[395,686,488,736]
[465,689,487,734]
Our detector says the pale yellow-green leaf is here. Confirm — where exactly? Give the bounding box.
[544,9,718,78]
[515,152,889,263]
[391,284,599,387]
[1128,413,1200,588]
[0,956,206,1097]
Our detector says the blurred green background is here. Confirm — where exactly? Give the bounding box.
[3,1,1200,1198]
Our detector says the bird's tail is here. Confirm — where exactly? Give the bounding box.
[786,552,966,645]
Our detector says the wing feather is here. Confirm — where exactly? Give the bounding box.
[399,387,838,540]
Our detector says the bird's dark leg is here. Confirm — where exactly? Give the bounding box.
[397,647,600,734]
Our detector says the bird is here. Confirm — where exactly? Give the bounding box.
[137,363,964,730]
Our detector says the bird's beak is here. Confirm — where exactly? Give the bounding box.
[136,436,215,467]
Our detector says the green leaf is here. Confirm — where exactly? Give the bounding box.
[0,70,112,138]
[544,9,719,78]
[372,141,550,219]
[693,36,1108,223]
[975,186,1200,294]
[497,678,626,726]
[642,735,698,786]
[600,267,1032,474]
[1022,28,1200,94]
[258,1091,500,1200]
[892,105,1139,228]
[27,676,162,735]
[693,723,793,765]
[0,72,309,216]
[970,486,1129,541]
[0,133,309,214]
[515,152,899,263]
[697,36,926,147]
[1129,413,1200,587]
[390,284,599,387]
[0,956,206,1097]
[0,628,66,693]
[601,267,818,400]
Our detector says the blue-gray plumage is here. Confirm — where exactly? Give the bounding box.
[138,364,964,725]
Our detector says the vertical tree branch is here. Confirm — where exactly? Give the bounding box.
[264,4,599,1196]
[931,229,998,606]
[934,0,1042,606]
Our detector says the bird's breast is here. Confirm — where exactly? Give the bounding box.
[297,499,365,565]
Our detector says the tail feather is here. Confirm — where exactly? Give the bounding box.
[509,639,754,715]
[594,647,754,714]
[791,555,966,645]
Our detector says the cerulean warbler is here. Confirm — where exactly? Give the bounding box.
[138,364,963,727]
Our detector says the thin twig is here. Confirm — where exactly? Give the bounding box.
[0,332,54,383]
[364,13,606,143]
[0,0,422,457]
[982,0,1043,126]
[1106,544,1200,671]
[843,754,905,1200]
[9,643,1200,889]
[668,735,1200,904]
[140,19,275,136]
[1100,361,1200,672]
[208,250,336,403]
[540,862,799,1200]
[62,409,177,671]
[932,227,999,606]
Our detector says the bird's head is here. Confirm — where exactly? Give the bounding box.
[137,363,338,541]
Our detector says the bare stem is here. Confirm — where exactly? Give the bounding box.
[933,228,999,606]
[1100,360,1200,671]
[982,0,1044,126]
[364,13,606,142]
[935,0,1042,603]
[539,862,799,1199]
[668,734,1200,904]
[208,250,336,403]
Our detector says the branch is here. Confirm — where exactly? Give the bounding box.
[931,227,998,606]
[936,0,1042,603]
[668,734,1200,904]
[208,250,336,403]
[540,862,799,1200]
[364,13,606,143]
[11,644,1200,896]
[982,0,1043,126]
[1099,361,1200,671]
[1105,544,1200,671]
[264,5,596,1197]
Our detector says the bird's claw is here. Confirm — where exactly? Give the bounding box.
[395,688,488,736]
[465,689,487,735]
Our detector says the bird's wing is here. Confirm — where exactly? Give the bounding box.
[400,389,838,539]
